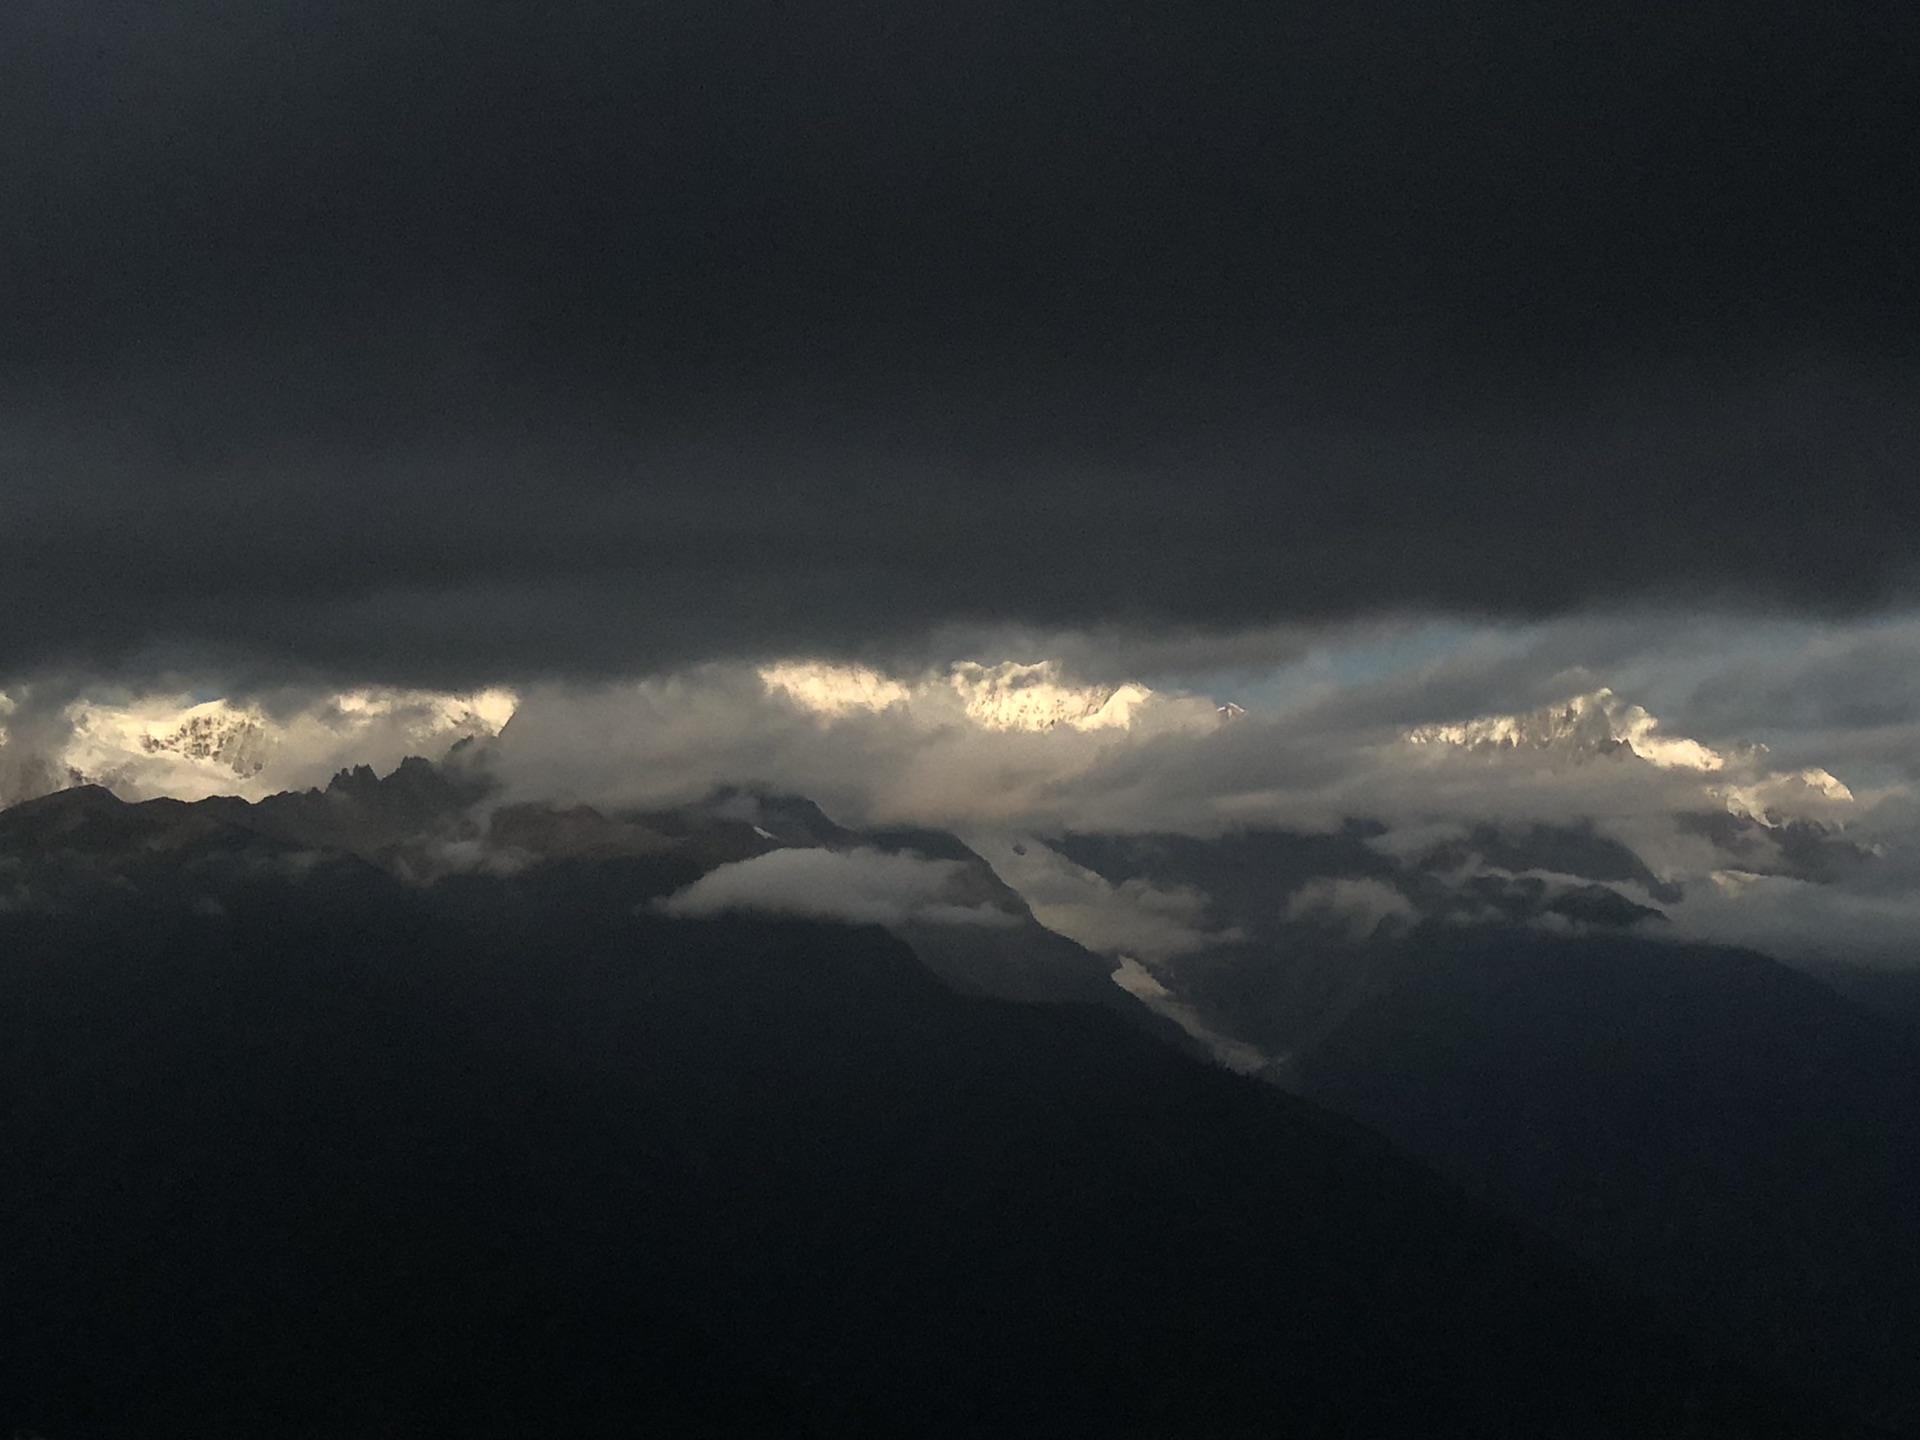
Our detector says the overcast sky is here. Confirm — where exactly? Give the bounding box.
[2,0,1915,686]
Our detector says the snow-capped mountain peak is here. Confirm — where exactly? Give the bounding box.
[0,687,520,807]
[946,661,1152,732]
[131,700,274,774]
[1406,689,1853,822]
[1408,689,1727,770]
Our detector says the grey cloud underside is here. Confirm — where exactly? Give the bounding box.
[3,1,1918,680]
[5,364,1917,683]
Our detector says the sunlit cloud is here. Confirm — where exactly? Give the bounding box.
[657,846,1022,929]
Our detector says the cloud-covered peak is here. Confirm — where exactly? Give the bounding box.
[1713,767,1857,824]
[947,661,1156,732]
[1405,687,1853,826]
[2,686,518,806]
[84,697,275,778]
[332,687,519,736]
[756,662,916,718]
[761,658,1216,735]
[11,608,1920,971]
[1408,689,1730,771]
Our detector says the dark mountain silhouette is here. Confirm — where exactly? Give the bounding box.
[0,782,1881,1438]
[1288,930,1920,1432]
[1049,826,1920,1430]
[1801,960,1920,1029]
[0,771,1165,1031]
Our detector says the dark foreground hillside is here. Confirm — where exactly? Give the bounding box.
[0,825,1881,1437]
[1055,826,1920,1429]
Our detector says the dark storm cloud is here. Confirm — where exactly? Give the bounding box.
[3,0,1916,683]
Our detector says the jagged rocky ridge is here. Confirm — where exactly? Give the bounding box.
[0,760,1152,1033]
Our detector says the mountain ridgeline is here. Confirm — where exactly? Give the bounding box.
[1052,826,1920,1431]
[0,765,1905,1437]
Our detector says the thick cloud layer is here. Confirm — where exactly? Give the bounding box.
[2,2,1916,680]
[486,644,1871,840]
[657,847,1018,929]
[8,610,1920,964]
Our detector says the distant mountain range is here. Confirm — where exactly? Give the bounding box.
[3,758,1917,1434]
[1,769,1895,1439]
[0,686,516,807]
[3,672,1914,1431]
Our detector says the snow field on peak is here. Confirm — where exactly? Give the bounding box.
[1406,689,1854,825]
[11,687,520,804]
[1408,689,1727,771]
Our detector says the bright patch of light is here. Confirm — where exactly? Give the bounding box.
[1409,689,1729,772]
[761,658,1218,735]
[1405,688,1857,826]
[758,661,914,716]
[5,686,523,804]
